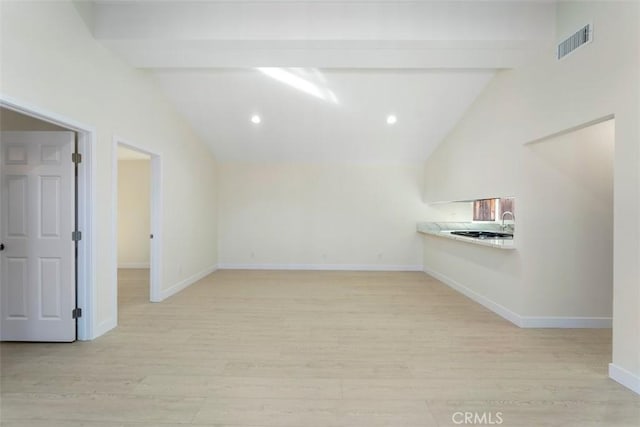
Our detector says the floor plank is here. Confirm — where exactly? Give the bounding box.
[1,269,638,426]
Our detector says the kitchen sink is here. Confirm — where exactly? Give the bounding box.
[450,230,513,239]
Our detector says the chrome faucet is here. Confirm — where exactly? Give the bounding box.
[501,211,515,232]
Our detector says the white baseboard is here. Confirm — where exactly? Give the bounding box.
[217,263,423,272]
[158,264,217,301]
[423,266,612,329]
[520,316,612,328]
[609,363,640,395]
[423,266,523,327]
[93,317,117,339]
[118,263,150,269]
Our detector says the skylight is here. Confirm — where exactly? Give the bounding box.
[257,68,339,104]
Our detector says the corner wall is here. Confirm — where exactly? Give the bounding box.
[0,108,68,131]
[0,1,219,337]
[423,1,639,392]
[520,119,614,319]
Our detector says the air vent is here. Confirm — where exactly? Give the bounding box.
[557,24,592,60]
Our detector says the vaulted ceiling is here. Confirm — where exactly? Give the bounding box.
[77,1,556,163]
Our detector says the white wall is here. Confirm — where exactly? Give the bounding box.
[423,1,639,391]
[0,1,219,337]
[218,163,428,269]
[117,159,150,268]
[520,119,614,317]
[426,201,474,222]
[0,108,67,131]
[423,236,523,315]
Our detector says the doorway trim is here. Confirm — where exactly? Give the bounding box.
[112,137,163,310]
[0,94,97,340]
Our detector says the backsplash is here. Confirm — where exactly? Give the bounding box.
[426,197,515,226]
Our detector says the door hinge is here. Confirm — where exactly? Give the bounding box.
[72,231,82,241]
[72,152,82,164]
[72,308,82,319]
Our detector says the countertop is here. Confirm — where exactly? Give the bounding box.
[416,222,516,250]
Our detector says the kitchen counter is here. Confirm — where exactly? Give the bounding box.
[417,222,516,250]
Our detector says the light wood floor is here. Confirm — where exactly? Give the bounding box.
[1,269,638,426]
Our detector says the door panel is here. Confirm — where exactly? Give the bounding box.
[1,131,76,342]
[7,175,28,236]
[6,258,28,318]
[5,144,27,164]
[41,144,62,164]
[40,176,61,237]
[39,257,61,318]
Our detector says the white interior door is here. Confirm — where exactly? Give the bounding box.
[1,131,76,342]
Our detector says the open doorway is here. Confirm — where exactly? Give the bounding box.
[113,139,162,323]
[117,146,151,311]
[522,116,614,327]
[0,101,95,341]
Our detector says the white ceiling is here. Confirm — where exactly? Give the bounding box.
[85,0,555,69]
[79,1,557,163]
[154,69,494,163]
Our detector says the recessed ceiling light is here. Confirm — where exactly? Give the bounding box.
[251,115,261,124]
[386,115,397,125]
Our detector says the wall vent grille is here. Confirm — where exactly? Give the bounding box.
[558,24,592,60]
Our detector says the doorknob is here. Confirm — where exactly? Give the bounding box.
[0,243,4,251]
[150,234,154,239]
